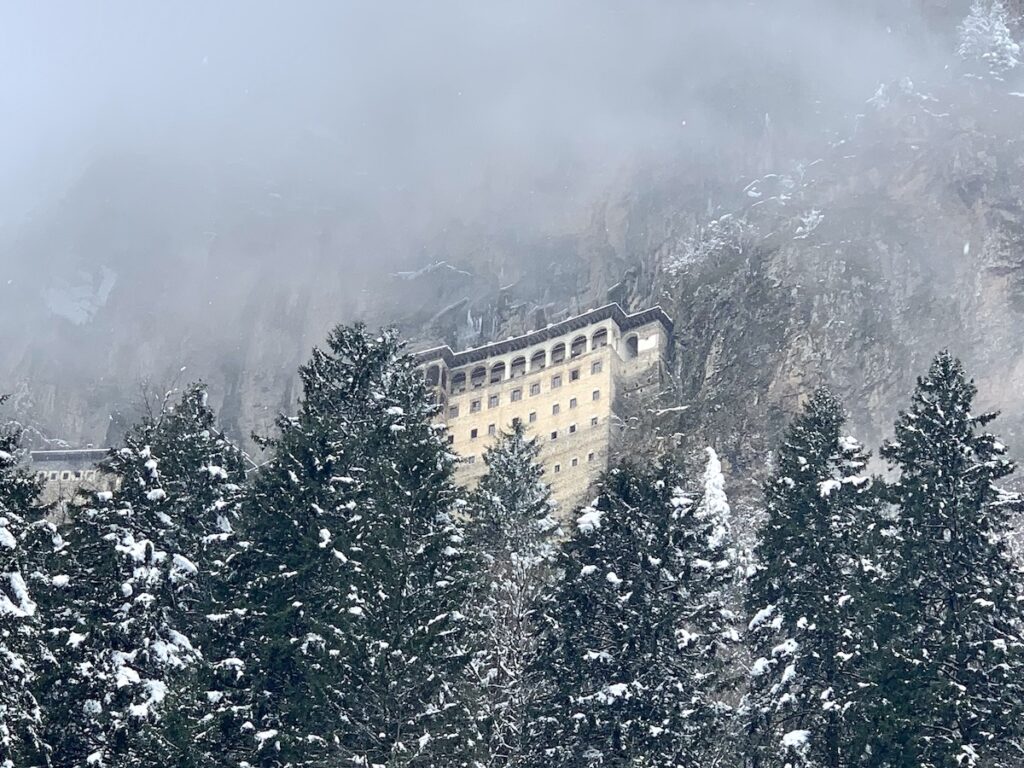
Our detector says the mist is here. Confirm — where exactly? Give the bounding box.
[0,0,979,446]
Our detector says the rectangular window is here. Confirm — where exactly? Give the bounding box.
[554,463,561,473]
[488,394,500,408]
[471,428,478,439]
[571,457,579,467]
[570,368,580,381]
[551,375,562,389]
[447,434,455,445]
[448,405,459,418]
[588,452,595,462]
[529,411,537,423]
[471,399,481,413]
[552,404,560,415]
[551,431,558,441]
[511,388,522,402]
[591,416,599,427]
[569,397,577,409]
[591,360,603,374]
[488,424,496,436]
[512,417,521,428]
[530,382,541,396]
[569,424,577,434]
[592,389,600,401]
[466,455,476,464]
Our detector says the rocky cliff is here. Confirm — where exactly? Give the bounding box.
[5,46,1024,506]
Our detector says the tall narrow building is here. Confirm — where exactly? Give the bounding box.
[418,303,672,514]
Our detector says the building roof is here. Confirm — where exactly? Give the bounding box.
[416,303,672,368]
[30,448,111,466]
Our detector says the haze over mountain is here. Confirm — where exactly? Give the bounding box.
[2,0,1021,477]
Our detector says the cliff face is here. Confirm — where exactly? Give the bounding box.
[411,75,1024,491]
[6,70,1024,497]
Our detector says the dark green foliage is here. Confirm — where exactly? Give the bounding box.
[527,459,734,767]
[0,408,48,768]
[744,388,883,768]
[866,352,1024,767]
[228,324,475,767]
[466,421,559,766]
[39,384,246,767]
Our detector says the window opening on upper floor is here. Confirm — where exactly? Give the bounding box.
[530,349,547,371]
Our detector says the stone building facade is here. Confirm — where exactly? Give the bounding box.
[417,304,672,514]
[30,448,116,517]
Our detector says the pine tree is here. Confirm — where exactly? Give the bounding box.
[0,406,48,768]
[227,324,475,767]
[866,352,1024,767]
[526,459,734,767]
[743,389,882,768]
[40,384,246,767]
[465,421,559,767]
[958,0,1021,80]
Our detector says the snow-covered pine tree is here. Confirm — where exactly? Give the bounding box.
[958,0,1021,80]
[866,352,1024,767]
[465,420,559,767]
[743,388,882,768]
[0,406,48,768]
[40,384,246,767]
[526,459,734,767]
[228,324,474,767]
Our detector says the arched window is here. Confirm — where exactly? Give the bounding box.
[471,366,487,389]
[592,328,608,349]
[425,365,440,386]
[570,335,587,358]
[551,343,566,364]
[510,356,527,378]
[530,349,547,371]
[625,335,639,359]
[451,372,467,394]
[490,362,506,384]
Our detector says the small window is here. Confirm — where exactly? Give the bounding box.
[552,404,560,415]
[488,424,496,436]
[569,397,577,409]
[512,417,521,428]
[592,389,600,401]
[530,383,541,396]
[511,388,522,402]
[49,472,58,480]
[592,361,603,374]
[571,457,579,467]
[488,394,500,408]
[591,416,599,427]
[588,452,595,462]
[570,368,580,382]
[36,472,46,480]
[448,434,455,445]
[529,412,537,423]
[466,455,476,464]
[569,424,577,434]
[471,428,479,440]
[74,471,83,479]
[449,405,460,418]
[471,399,481,413]
[61,471,71,481]
[551,431,558,441]
[554,463,561,473]
[551,375,562,389]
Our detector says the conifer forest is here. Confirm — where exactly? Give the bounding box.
[3,325,1024,766]
[6,1,1024,767]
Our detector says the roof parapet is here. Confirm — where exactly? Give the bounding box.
[415,303,672,368]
